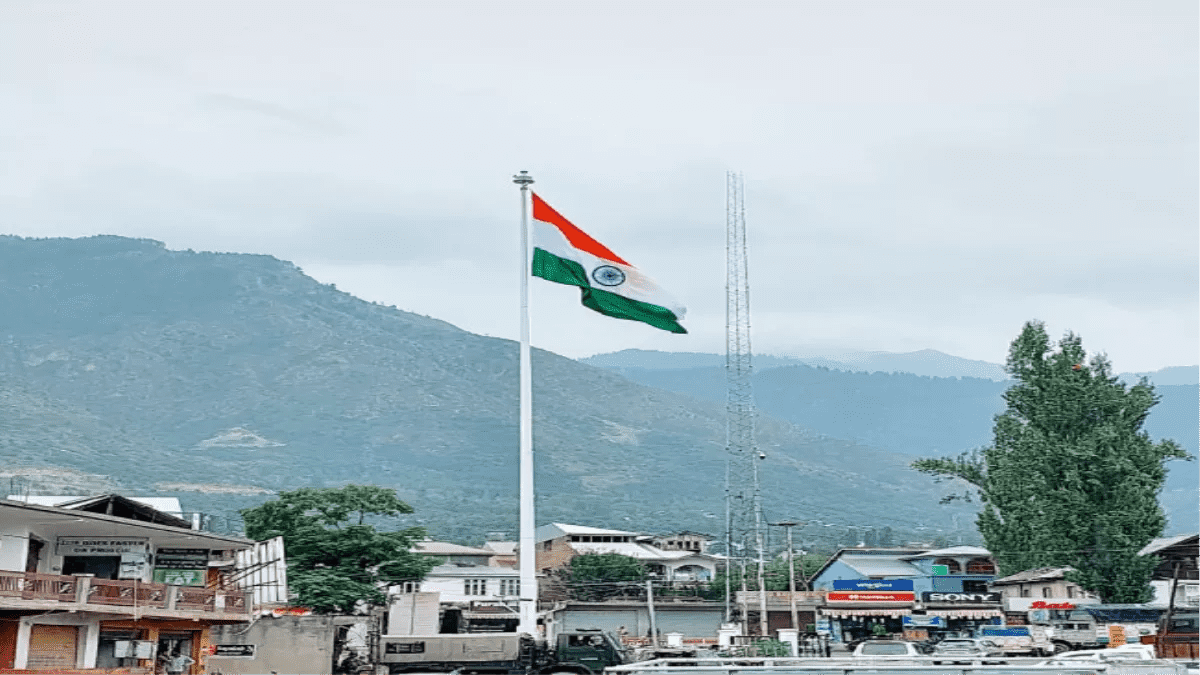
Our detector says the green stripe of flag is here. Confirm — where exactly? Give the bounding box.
[532,248,687,334]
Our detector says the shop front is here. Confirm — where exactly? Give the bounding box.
[914,591,1004,639]
[821,581,915,643]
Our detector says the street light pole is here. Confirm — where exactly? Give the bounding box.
[774,521,801,632]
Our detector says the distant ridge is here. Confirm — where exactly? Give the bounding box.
[582,349,1198,386]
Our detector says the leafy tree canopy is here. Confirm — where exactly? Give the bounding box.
[241,485,435,613]
[554,553,648,601]
[912,321,1189,602]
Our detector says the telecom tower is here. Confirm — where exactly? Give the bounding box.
[723,172,767,636]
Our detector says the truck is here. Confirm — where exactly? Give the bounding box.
[974,625,1054,656]
[377,629,630,675]
[1028,604,1164,653]
[1145,610,1199,660]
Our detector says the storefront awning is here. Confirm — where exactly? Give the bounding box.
[923,609,1004,619]
[821,608,912,618]
[462,611,518,620]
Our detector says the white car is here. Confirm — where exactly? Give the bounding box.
[1036,643,1161,666]
[931,638,1007,664]
[852,641,924,659]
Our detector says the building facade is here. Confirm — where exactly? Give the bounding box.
[0,496,254,673]
[809,546,1002,643]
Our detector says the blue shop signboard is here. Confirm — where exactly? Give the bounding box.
[902,615,947,628]
[832,579,914,591]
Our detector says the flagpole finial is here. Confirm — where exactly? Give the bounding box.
[513,170,535,187]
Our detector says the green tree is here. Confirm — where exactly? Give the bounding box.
[912,321,1189,602]
[704,553,831,601]
[241,485,435,613]
[554,553,647,601]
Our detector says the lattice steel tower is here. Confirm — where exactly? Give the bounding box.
[723,172,767,635]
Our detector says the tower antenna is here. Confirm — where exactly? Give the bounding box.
[724,172,767,637]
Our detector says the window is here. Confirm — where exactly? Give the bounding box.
[965,558,996,575]
[933,558,962,574]
[543,541,552,550]
[499,579,520,596]
[1066,586,1075,599]
[1021,587,1031,598]
[962,580,989,593]
[397,581,421,593]
[464,579,488,596]
[1042,587,1052,598]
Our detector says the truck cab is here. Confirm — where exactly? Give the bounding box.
[549,629,627,674]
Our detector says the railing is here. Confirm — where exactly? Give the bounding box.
[89,578,169,608]
[0,569,250,617]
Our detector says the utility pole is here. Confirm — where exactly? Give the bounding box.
[646,580,658,646]
[724,171,766,638]
[773,521,801,632]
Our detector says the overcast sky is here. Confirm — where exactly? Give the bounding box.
[2,1,1196,372]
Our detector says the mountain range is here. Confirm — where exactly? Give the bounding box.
[580,352,1198,532]
[0,235,988,547]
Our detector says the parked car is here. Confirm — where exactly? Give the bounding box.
[1036,643,1157,665]
[931,638,1006,664]
[852,640,924,660]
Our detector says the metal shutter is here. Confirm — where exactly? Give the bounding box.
[26,625,78,670]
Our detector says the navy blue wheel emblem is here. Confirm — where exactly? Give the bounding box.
[591,265,626,287]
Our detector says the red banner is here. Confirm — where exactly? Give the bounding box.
[1030,601,1075,609]
[827,591,914,603]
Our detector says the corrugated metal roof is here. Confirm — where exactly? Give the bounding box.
[1139,533,1198,556]
[540,521,643,540]
[840,556,923,577]
[482,541,517,555]
[568,541,693,561]
[899,546,991,560]
[8,494,184,515]
[991,566,1075,585]
[415,541,493,555]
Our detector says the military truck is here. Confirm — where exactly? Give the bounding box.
[377,629,629,675]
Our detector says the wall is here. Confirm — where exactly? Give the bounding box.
[387,592,440,635]
[1151,580,1200,608]
[554,605,724,640]
[420,570,519,604]
[809,561,862,590]
[536,538,576,573]
[0,519,31,571]
[208,615,337,675]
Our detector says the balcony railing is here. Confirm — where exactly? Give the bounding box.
[0,570,251,617]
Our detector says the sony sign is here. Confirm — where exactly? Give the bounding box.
[921,591,1001,604]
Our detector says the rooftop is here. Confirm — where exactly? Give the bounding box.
[899,546,991,559]
[415,541,494,556]
[537,523,640,541]
[1139,534,1198,556]
[991,566,1076,585]
[840,555,924,577]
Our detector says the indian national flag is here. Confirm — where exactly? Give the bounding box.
[531,193,687,334]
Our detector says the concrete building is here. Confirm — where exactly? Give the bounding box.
[1140,534,1199,610]
[535,523,718,582]
[0,495,254,673]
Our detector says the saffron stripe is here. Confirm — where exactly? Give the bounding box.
[531,193,630,266]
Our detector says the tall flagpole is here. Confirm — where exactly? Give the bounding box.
[513,170,537,636]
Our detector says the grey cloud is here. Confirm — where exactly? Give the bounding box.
[198,94,347,135]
